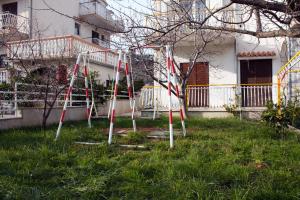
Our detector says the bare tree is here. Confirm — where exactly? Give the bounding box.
[116,0,236,116]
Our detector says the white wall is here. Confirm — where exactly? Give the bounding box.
[236,36,286,102]
[172,42,237,107]
[89,62,115,85]
[0,98,137,130]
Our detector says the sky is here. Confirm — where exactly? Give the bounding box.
[108,0,152,18]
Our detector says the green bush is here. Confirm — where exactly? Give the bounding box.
[0,83,13,101]
[261,101,290,136]
[124,132,147,144]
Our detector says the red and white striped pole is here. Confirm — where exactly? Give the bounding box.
[124,53,137,132]
[55,53,82,141]
[108,50,123,145]
[169,47,187,136]
[83,54,91,128]
[166,45,174,148]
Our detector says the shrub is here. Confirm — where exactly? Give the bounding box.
[261,101,290,136]
[124,132,147,144]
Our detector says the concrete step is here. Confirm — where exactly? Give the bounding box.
[141,109,162,119]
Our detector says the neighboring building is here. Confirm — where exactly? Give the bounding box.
[143,0,292,111]
[0,0,123,85]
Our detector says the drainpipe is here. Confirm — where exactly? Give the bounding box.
[29,0,33,39]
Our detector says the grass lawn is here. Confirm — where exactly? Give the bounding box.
[0,117,300,199]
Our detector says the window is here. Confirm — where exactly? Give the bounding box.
[2,2,18,15]
[179,0,193,12]
[0,71,7,83]
[106,80,110,88]
[101,35,105,41]
[92,31,99,45]
[194,0,206,21]
[75,23,80,36]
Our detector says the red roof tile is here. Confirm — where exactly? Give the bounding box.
[238,51,276,57]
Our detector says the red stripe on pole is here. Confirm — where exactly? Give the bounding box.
[171,60,176,73]
[73,64,80,76]
[86,108,90,118]
[114,85,118,96]
[65,87,73,100]
[84,66,88,76]
[168,82,172,96]
[117,60,122,71]
[60,110,66,123]
[175,85,180,95]
[85,88,89,97]
[167,58,171,70]
[125,63,129,74]
[111,109,116,123]
[128,86,132,98]
[169,110,173,124]
[180,109,184,120]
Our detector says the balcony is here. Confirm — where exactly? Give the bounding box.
[147,9,236,46]
[0,12,29,39]
[79,1,124,32]
[6,35,118,67]
[92,38,110,49]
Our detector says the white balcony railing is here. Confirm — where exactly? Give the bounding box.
[79,1,123,30]
[0,12,29,34]
[140,84,275,110]
[6,35,118,67]
[92,38,110,49]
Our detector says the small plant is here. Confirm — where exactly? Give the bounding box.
[224,94,241,117]
[224,103,239,117]
[124,131,147,144]
[261,101,290,137]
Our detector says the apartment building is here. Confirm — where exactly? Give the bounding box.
[145,0,295,111]
[0,0,123,85]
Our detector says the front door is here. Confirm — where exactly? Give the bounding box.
[240,59,273,107]
[182,62,209,107]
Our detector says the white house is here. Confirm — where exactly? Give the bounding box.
[141,0,299,112]
[0,0,123,85]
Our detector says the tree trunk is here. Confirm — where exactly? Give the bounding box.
[181,84,189,119]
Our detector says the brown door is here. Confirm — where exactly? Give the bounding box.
[240,59,272,107]
[182,62,209,107]
[2,2,18,15]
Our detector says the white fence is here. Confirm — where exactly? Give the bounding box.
[0,82,132,119]
[139,85,275,110]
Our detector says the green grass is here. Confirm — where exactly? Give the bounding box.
[0,117,300,199]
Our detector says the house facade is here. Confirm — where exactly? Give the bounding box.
[141,0,299,111]
[0,0,122,85]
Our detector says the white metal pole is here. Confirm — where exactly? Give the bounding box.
[125,52,136,132]
[14,82,18,117]
[166,45,174,148]
[170,47,187,137]
[87,57,98,117]
[55,54,82,141]
[130,52,137,132]
[83,54,91,128]
[108,50,122,145]
[108,58,117,118]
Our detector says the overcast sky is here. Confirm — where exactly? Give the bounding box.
[108,0,152,17]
